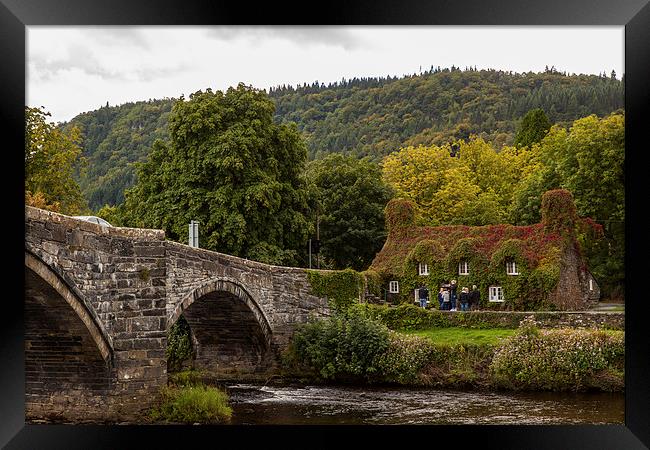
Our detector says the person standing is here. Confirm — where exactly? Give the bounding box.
[469,285,480,311]
[450,280,458,311]
[442,288,450,310]
[438,287,445,310]
[419,284,429,309]
[459,287,470,311]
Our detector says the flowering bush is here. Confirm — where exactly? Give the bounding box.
[377,332,436,384]
[489,317,624,391]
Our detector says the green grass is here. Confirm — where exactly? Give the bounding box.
[400,327,516,346]
[150,385,232,424]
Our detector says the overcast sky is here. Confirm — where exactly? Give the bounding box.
[27,26,624,124]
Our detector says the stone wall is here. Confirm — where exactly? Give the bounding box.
[25,206,168,421]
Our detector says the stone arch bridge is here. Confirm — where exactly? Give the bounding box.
[24,206,331,421]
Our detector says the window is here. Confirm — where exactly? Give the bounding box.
[506,261,519,275]
[418,262,429,276]
[489,286,504,302]
[589,279,593,291]
[389,281,399,294]
[458,260,469,275]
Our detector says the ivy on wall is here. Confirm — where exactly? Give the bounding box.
[306,269,364,310]
[368,190,598,311]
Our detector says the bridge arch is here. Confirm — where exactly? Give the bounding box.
[168,278,274,376]
[25,250,115,419]
[25,251,113,361]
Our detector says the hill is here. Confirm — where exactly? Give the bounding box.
[64,67,623,211]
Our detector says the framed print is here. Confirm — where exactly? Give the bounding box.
[2,0,649,448]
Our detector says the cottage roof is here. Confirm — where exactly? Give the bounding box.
[369,190,602,276]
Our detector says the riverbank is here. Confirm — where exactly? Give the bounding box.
[281,308,624,393]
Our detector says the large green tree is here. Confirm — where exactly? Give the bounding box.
[513,108,552,148]
[306,154,394,270]
[25,106,88,214]
[121,84,312,266]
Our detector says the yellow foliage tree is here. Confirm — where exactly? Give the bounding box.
[25,107,88,215]
[381,138,534,226]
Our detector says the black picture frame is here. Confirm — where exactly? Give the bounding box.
[2,1,649,448]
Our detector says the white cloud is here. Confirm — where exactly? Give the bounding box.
[27,26,624,124]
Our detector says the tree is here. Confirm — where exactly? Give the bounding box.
[513,108,552,148]
[121,84,312,266]
[306,154,394,270]
[508,113,625,298]
[381,139,528,226]
[25,106,88,214]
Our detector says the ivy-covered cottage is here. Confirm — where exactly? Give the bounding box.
[367,190,603,311]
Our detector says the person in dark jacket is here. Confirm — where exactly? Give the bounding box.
[419,284,429,308]
[449,280,458,311]
[469,285,480,310]
[459,287,470,311]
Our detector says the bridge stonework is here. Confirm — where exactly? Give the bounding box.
[24,206,330,422]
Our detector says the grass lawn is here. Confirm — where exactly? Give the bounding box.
[400,327,516,346]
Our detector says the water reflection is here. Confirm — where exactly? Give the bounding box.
[226,384,624,425]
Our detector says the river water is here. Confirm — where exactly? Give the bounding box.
[225,384,624,425]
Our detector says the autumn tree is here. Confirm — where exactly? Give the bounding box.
[381,139,528,226]
[509,113,625,298]
[121,84,312,266]
[25,106,88,214]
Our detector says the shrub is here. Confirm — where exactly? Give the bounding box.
[354,303,517,330]
[287,311,390,382]
[377,332,436,384]
[150,385,232,424]
[419,343,498,387]
[489,317,624,391]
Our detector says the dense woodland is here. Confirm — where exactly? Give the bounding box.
[64,68,623,211]
[26,67,624,299]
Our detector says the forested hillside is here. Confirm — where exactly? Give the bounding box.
[270,67,623,159]
[65,67,623,211]
[64,99,174,209]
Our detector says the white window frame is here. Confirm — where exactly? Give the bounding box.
[489,286,504,302]
[589,279,594,291]
[389,281,399,294]
[506,261,519,275]
[418,262,429,276]
[458,260,469,275]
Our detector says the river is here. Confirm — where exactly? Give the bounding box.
[225,384,624,425]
